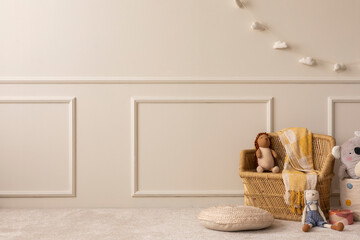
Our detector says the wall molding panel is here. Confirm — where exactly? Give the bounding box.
[131,97,273,197]
[0,97,76,198]
[328,97,360,137]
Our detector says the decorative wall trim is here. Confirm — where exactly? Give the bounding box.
[328,97,360,137]
[131,97,273,197]
[0,76,360,84]
[0,97,76,198]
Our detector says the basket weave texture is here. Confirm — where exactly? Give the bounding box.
[198,206,274,231]
[239,133,335,221]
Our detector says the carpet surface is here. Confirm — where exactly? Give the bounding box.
[0,208,359,240]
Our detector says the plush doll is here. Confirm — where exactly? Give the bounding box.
[332,131,360,179]
[302,190,344,232]
[254,132,279,173]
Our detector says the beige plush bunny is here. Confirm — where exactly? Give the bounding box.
[302,190,344,232]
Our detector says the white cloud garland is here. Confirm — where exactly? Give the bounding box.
[234,0,352,72]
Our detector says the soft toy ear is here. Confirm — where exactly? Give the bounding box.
[355,130,360,138]
[332,146,341,159]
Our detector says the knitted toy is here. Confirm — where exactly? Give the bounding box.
[332,131,360,179]
[302,190,344,232]
[254,132,279,173]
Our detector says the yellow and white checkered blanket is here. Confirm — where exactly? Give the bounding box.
[277,128,318,215]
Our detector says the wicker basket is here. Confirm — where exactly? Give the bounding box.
[239,133,335,221]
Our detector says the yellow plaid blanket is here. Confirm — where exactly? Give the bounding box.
[277,128,318,215]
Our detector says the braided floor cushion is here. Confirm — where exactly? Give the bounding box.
[198,206,274,231]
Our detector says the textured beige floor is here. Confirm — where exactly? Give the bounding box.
[0,208,359,240]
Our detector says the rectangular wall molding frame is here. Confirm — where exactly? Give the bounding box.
[327,96,360,195]
[0,97,76,198]
[328,97,360,137]
[131,97,273,197]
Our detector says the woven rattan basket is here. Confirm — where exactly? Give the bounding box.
[239,133,335,221]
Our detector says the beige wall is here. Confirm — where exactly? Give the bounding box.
[0,84,359,208]
[0,0,360,208]
[1,0,360,77]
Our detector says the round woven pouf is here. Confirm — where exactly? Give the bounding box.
[198,205,274,232]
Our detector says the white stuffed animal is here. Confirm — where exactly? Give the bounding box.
[302,190,344,232]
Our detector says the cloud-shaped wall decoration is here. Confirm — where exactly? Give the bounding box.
[333,63,346,72]
[299,57,316,66]
[251,22,265,31]
[273,41,288,49]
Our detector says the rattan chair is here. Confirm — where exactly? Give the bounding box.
[239,133,335,221]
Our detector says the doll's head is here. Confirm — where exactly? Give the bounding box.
[304,190,320,203]
[255,132,271,149]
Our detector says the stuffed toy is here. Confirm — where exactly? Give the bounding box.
[254,132,279,173]
[332,131,360,179]
[302,190,344,232]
